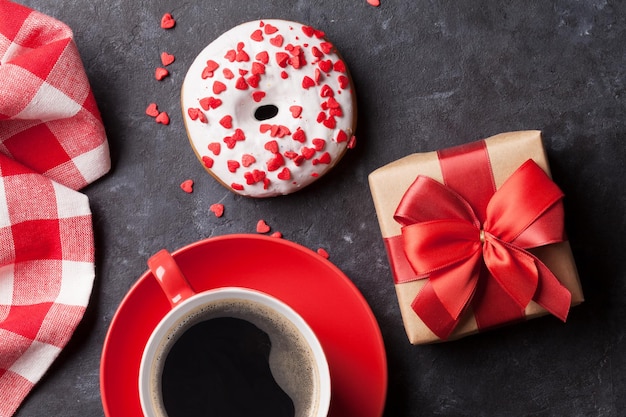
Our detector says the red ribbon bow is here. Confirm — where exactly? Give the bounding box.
[394,159,572,339]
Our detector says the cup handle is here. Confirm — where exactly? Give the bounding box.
[147,249,196,307]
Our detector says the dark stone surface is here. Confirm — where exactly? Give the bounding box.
[13,0,626,416]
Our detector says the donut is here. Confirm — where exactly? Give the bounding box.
[181,19,356,198]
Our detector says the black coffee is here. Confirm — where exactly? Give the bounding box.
[161,317,295,417]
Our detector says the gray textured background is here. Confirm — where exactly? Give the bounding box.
[13,0,626,416]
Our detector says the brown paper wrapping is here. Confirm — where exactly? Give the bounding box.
[368,131,584,344]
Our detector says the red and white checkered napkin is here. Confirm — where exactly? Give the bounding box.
[0,1,110,415]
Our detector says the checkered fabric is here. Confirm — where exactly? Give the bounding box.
[0,1,110,415]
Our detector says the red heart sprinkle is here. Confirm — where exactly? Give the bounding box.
[252,91,266,102]
[202,156,214,168]
[246,74,260,88]
[155,67,169,81]
[260,124,272,134]
[302,26,315,37]
[223,68,234,79]
[199,97,211,110]
[275,52,290,68]
[264,24,278,34]
[277,167,291,180]
[292,128,306,143]
[180,179,193,193]
[289,105,302,118]
[320,42,333,54]
[367,0,381,6]
[338,75,349,89]
[223,136,236,149]
[270,35,284,47]
[208,142,221,155]
[264,140,279,153]
[235,77,248,90]
[213,81,227,94]
[348,135,357,149]
[155,112,170,125]
[333,60,346,73]
[311,46,324,58]
[160,13,176,29]
[302,76,315,89]
[270,231,283,238]
[267,153,285,172]
[320,85,334,97]
[313,152,331,165]
[255,51,269,64]
[201,67,214,79]
[232,129,245,141]
[206,60,219,72]
[161,52,175,66]
[209,203,224,218]
[312,138,326,150]
[318,60,332,73]
[252,62,266,75]
[336,130,348,143]
[250,29,263,41]
[323,116,336,129]
[227,160,240,173]
[301,147,315,160]
[317,248,330,259]
[219,115,233,129]
[231,183,244,191]
[146,103,159,117]
[256,219,271,233]
[224,50,236,62]
[242,154,256,167]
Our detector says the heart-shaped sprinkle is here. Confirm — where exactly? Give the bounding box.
[161,52,175,66]
[155,112,170,125]
[187,108,207,123]
[318,60,332,73]
[301,147,315,160]
[289,105,303,118]
[222,68,234,79]
[264,140,279,154]
[255,51,269,64]
[180,179,193,193]
[251,62,266,75]
[208,142,221,155]
[224,49,237,62]
[145,103,159,117]
[312,138,326,151]
[252,91,266,102]
[219,115,233,129]
[317,248,330,259]
[160,13,176,29]
[256,219,271,233]
[242,154,256,167]
[209,203,224,218]
[227,160,240,173]
[231,183,244,191]
[292,128,306,143]
[202,156,214,168]
[270,231,283,238]
[336,130,348,143]
[277,167,291,180]
[264,24,278,34]
[348,135,357,149]
[213,81,227,94]
[250,29,263,41]
[266,153,285,172]
[367,0,381,6]
[338,75,349,89]
[155,67,169,81]
[301,76,315,89]
[270,35,284,47]
[333,60,346,73]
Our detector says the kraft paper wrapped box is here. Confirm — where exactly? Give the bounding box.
[368,131,584,344]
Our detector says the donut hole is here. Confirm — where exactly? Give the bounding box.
[254,104,279,121]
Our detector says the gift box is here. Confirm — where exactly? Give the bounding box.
[368,131,584,344]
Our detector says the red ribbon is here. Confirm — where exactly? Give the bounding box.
[393,144,571,340]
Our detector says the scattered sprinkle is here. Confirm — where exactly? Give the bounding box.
[160,13,176,29]
[367,0,381,6]
[317,248,330,259]
[155,111,170,125]
[161,52,175,66]
[155,67,169,81]
[145,103,159,117]
[209,203,224,217]
[270,231,283,238]
[180,179,193,193]
[256,219,271,233]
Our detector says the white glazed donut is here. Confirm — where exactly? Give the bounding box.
[181,19,356,198]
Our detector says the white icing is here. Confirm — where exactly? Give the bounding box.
[181,19,355,197]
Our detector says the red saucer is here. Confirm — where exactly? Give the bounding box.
[100,234,387,417]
